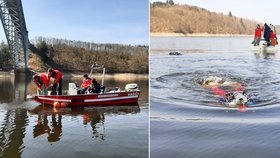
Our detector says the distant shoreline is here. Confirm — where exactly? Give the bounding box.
[0,71,148,81]
[68,73,148,81]
[150,32,253,37]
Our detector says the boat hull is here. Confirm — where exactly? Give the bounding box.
[33,91,140,107]
[251,44,278,54]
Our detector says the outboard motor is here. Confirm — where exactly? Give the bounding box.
[125,83,139,91]
[259,40,267,49]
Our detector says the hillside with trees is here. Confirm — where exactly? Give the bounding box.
[150,1,274,35]
[0,42,12,70]
[0,37,148,74]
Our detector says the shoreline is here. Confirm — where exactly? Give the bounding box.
[150,32,253,37]
[0,71,148,80]
[67,73,148,80]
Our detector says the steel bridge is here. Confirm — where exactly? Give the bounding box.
[0,0,29,70]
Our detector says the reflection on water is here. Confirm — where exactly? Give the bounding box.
[0,75,148,158]
[30,105,140,143]
[0,108,28,158]
[0,74,29,103]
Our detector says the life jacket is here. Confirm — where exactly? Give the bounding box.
[270,32,276,39]
[255,27,263,38]
[81,78,92,89]
[48,69,63,85]
[34,74,50,90]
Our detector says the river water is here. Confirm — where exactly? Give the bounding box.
[150,37,280,158]
[0,74,148,158]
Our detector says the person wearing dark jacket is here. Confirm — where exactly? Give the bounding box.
[92,78,101,93]
[263,23,271,46]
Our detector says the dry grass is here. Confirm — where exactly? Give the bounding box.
[28,38,148,74]
[70,73,148,81]
[150,4,269,35]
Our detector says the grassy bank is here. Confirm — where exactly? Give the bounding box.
[0,70,148,81]
[0,37,149,74]
[0,71,14,78]
[150,32,253,37]
[150,3,280,35]
[63,72,148,81]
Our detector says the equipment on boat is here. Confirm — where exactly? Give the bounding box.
[251,40,278,54]
[69,83,78,95]
[125,83,139,91]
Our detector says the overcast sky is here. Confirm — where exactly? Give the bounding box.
[0,0,149,45]
[151,0,280,25]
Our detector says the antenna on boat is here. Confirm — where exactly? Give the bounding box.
[101,66,105,86]
[89,63,106,85]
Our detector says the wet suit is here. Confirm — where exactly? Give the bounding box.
[210,83,247,105]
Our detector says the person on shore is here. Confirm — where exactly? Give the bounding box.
[78,74,92,94]
[263,23,271,46]
[48,68,63,95]
[253,24,263,46]
[270,30,277,46]
[92,78,101,93]
[33,73,50,95]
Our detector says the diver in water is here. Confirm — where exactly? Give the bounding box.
[202,76,257,107]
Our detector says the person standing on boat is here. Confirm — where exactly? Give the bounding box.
[270,30,277,46]
[253,24,263,46]
[263,23,271,46]
[33,73,50,95]
[78,74,92,94]
[48,68,63,95]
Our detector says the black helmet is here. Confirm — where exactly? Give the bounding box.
[83,74,88,78]
[33,74,40,80]
[48,68,53,72]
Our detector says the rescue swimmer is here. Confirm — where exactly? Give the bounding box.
[201,76,257,107]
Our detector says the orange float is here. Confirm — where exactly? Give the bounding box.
[53,102,61,108]
[60,102,68,108]
[83,115,90,124]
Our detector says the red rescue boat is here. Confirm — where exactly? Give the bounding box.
[32,64,141,107]
[33,90,140,107]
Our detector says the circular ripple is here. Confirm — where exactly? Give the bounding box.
[154,70,280,108]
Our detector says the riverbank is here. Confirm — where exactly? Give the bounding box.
[150,32,253,37]
[67,73,148,81]
[0,71,148,81]
[0,71,13,78]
